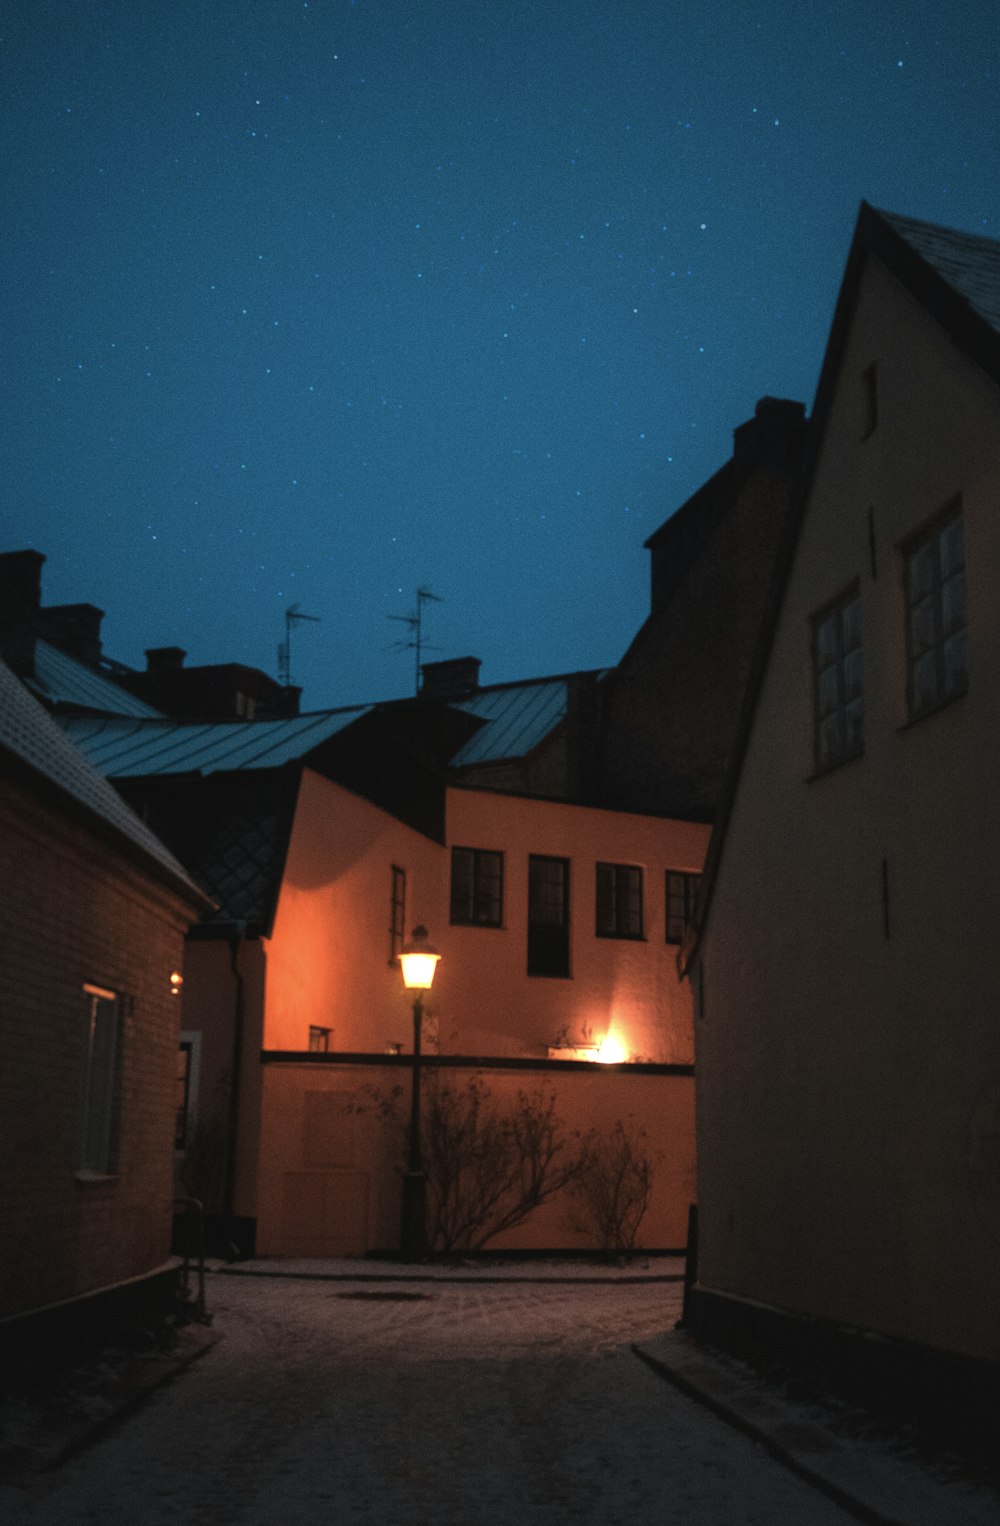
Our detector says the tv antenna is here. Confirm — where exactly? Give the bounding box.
[278,602,321,688]
[388,586,442,694]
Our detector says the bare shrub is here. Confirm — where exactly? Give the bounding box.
[396,1074,583,1252]
[569,1119,655,1258]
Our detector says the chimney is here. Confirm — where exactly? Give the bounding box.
[37,603,105,667]
[0,548,45,678]
[420,656,481,700]
[732,396,806,467]
[145,646,187,673]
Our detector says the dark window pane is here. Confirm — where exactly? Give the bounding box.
[451,847,503,926]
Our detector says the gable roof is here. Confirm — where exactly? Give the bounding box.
[681,203,1000,973]
[0,661,210,909]
[449,672,604,767]
[29,639,165,718]
[58,707,370,777]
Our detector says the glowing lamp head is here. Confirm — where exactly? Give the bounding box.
[169,971,184,997]
[596,1033,627,1064]
[398,925,441,991]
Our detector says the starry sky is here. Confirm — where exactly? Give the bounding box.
[4,1,997,708]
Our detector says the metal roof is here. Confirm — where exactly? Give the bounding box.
[449,679,571,765]
[59,706,370,778]
[881,209,1000,336]
[0,661,207,901]
[30,640,164,718]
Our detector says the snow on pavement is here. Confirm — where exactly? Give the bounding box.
[1,1270,990,1525]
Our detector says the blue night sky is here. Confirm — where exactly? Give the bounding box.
[4,1,997,707]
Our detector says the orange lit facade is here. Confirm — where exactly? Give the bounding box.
[179,771,707,1256]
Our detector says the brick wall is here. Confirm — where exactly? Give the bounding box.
[0,776,197,1317]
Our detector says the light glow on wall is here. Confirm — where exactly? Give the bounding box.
[596,1032,628,1064]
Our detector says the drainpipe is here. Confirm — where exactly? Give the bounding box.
[223,925,247,1220]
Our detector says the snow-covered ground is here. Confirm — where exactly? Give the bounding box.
[2,1266,997,1525]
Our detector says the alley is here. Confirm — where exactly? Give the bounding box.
[0,1271,953,1525]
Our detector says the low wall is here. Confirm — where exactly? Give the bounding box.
[256,1054,695,1257]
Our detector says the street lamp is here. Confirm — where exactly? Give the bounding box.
[397,925,441,1259]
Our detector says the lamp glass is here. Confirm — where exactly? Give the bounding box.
[399,950,440,989]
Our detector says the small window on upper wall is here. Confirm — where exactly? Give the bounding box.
[905,504,967,719]
[308,1026,331,1053]
[861,362,878,439]
[389,865,406,963]
[665,870,700,944]
[812,586,864,771]
[450,847,504,926]
[596,862,643,940]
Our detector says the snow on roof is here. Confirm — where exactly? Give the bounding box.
[0,660,208,903]
[880,208,1000,337]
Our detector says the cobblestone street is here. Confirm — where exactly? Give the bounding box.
[1,1268,885,1526]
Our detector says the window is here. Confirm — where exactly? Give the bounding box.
[528,856,570,977]
[176,1040,193,1150]
[665,870,700,944]
[308,1026,331,1053]
[450,847,503,926]
[389,865,406,962]
[596,863,643,939]
[861,361,878,438]
[81,984,122,1174]
[905,505,967,718]
[812,588,863,770]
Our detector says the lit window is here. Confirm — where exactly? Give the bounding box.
[665,870,700,944]
[596,863,643,940]
[81,985,121,1174]
[308,1026,331,1053]
[905,505,967,718]
[389,865,406,962]
[528,855,570,977]
[450,847,503,926]
[812,587,863,770]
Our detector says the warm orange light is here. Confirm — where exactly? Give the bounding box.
[596,1033,628,1064]
[398,925,441,991]
[169,971,184,997]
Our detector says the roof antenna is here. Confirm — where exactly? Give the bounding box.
[388,586,442,695]
[278,602,321,688]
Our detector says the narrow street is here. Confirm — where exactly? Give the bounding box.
[2,1269,880,1526]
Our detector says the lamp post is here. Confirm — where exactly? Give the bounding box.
[397,925,440,1260]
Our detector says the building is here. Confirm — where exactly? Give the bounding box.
[598,396,807,819]
[682,204,1000,1409]
[60,684,708,1256]
[0,657,211,1330]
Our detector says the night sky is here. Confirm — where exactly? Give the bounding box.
[4,2,997,708]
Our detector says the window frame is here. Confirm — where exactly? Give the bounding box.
[903,502,967,722]
[665,869,700,944]
[595,862,644,941]
[811,583,864,773]
[527,854,571,978]
[80,984,122,1177]
[389,864,406,963]
[308,1025,332,1053]
[450,846,504,928]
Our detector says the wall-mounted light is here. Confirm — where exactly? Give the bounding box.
[169,971,184,997]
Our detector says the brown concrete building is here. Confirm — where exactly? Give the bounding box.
[683,205,1000,1415]
[0,659,210,1324]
